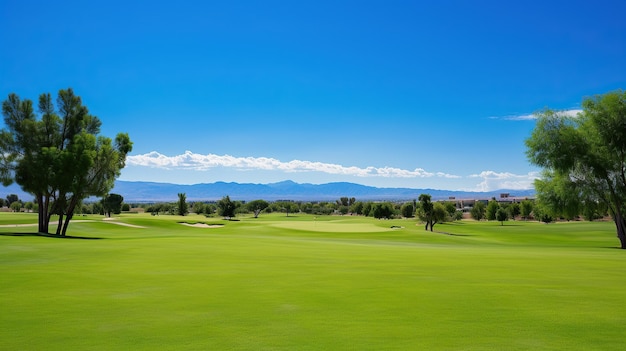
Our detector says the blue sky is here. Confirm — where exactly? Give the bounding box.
[1,0,625,191]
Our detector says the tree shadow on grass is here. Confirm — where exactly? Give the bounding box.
[433,230,472,237]
[0,232,104,240]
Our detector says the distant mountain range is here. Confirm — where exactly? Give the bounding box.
[0,180,535,203]
[105,180,535,202]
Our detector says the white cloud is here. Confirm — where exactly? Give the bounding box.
[500,109,583,121]
[467,170,540,192]
[127,151,461,179]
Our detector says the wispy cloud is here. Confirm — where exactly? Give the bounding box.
[467,170,540,192]
[494,109,583,121]
[127,151,461,179]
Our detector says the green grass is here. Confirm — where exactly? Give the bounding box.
[1,213,625,350]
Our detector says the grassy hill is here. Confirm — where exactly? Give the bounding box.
[1,213,623,350]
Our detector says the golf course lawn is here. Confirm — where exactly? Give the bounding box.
[1,212,625,350]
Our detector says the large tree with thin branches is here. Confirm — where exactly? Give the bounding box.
[526,90,626,248]
[1,88,132,235]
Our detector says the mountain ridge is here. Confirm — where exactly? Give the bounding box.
[109,180,535,202]
[0,180,535,202]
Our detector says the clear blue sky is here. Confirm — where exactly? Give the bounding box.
[1,0,625,191]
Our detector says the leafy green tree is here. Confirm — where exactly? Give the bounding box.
[581,199,607,221]
[362,202,373,217]
[121,203,130,212]
[102,193,124,217]
[0,89,132,235]
[24,201,34,212]
[176,193,188,216]
[274,201,298,217]
[205,204,217,216]
[372,202,395,219]
[534,172,581,220]
[336,197,356,207]
[432,202,448,229]
[443,202,457,218]
[486,200,499,221]
[453,210,464,221]
[6,194,19,206]
[338,206,349,215]
[217,195,237,218]
[470,201,486,221]
[10,201,22,212]
[247,199,269,218]
[520,200,533,220]
[192,201,205,215]
[418,194,434,230]
[350,201,364,215]
[91,201,104,215]
[526,90,626,247]
[532,202,554,223]
[496,207,508,225]
[401,203,414,218]
[508,203,520,220]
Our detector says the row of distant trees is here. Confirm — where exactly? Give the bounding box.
[139,193,466,223]
[8,189,606,228]
[136,192,609,230]
[3,193,130,216]
[142,194,414,219]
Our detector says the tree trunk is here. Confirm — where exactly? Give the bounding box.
[56,213,64,236]
[37,194,47,234]
[61,213,72,236]
[614,213,626,249]
[60,197,79,236]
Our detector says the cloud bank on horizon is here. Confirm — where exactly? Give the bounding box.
[492,108,583,121]
[126,151,539,192]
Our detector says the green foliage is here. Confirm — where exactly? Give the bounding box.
[0,88,132,235]
[453,210,463,221]
[102,193,124,217]
[192,201,206,215]
[470,201,486,221]
[520,200,533,220]
[217,195,238,218]
[417,194,434,230]
[417,195,447,231]
[400,203,414,218]
[486,200,499,221]
[350,201,364,215]
[336,197,355,207]
[443,202,457,218]
[9,201,22,212]
[372,202,395,219]
[247,199,269,218]
[496,207,508,225]
[507,203,520,220]
[5,194,18,205]
[534,171,581,220]
[533,203,554,223]
[526,90,626,247]
[176,193,188,216]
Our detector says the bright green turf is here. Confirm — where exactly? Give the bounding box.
[1,213,625,350]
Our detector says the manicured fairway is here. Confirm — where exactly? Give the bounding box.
[1,213,625,350]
